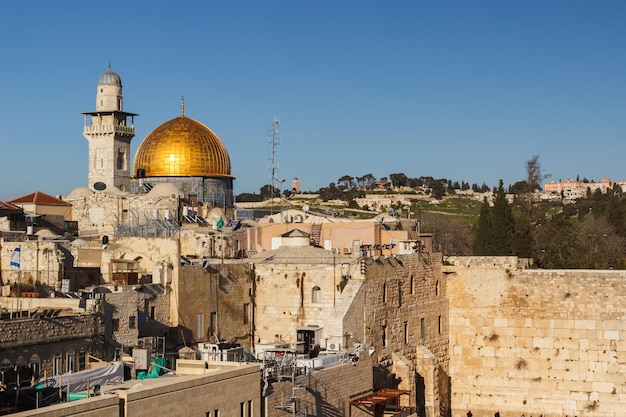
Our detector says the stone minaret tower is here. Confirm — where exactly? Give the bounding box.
[82,66,138,192]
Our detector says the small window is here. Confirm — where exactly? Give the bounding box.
[243,303,250,325]
[381,325,387,347]
[150,306,156,319]
[78,347,86,371]
[66,351,75,373]
[196,313,205,340]
[409,274,414,295]
[112,318,119,332]
[240,402,245,417]
[312,286,321,303]
[420,318,425,340]
[129,315,136,329]
[53,353,62,376]
[403,321,408,344]
[247,400,252,417]
[382,282,387,303]
[438,315,442,334]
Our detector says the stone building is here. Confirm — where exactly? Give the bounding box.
[363,252,450,417]
[250,229,362,351]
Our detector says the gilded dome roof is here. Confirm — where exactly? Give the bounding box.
[98,66,122,86]
[133,116,232,178]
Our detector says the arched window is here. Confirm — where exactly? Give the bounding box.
[312,286,321,303]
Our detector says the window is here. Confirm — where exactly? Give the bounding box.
[403,322,408,344]
[243,303,250,325]
[112,318,119,332]
[29,355,41,380]
[312,286,321,303]
[129,315,136,329]
[210,312,217,339]
[150,306,156,320]
[240,402,245,417]
[420,318,425,340]
[89,208,104,223]
[409,274,414,294]
[381,325,387,347]
[79,347,86,371]
[438,315,442,334]
[53,353,62,376]
[214,409,219,417]
[382,282,387,302]
[66,351,75,373]
[117,149,125,170]
[247,400,252,417]
[196,313,205,341]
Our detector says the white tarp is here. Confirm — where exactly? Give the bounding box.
[52,361,124,392]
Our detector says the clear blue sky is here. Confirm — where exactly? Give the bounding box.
[1,1,626,201]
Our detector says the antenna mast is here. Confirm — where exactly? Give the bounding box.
[268,117,282,215]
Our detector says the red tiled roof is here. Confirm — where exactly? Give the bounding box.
[9,191,71,206]
[0,201,23,211]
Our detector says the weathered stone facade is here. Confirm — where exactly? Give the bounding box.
[364,252,450,417]
[0,313,104,377]
[251,245,362,349]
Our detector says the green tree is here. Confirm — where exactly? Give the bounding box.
[473,180,514,255]
[473,197,492,255]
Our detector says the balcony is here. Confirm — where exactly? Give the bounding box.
[83,125,135,135]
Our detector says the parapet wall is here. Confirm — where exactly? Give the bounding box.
[447,261,626,417]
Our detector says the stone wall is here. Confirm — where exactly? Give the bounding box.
[266,351,374,417]
[364,252,450,416]
[0,313,104,376]
[447,259,626,417]
[120,363,260,417]
[253,254,361,347]
[11,395,120,417]
[176,262,253,349]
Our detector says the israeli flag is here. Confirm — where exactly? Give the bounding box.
[10,247,20,269]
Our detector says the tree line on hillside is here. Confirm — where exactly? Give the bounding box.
[236,173,491,203]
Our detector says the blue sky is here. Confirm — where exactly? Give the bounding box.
[1,1,626,201]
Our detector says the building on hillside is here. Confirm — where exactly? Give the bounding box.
[544,177,626,199]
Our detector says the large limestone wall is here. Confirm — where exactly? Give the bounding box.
[447,259,626,417]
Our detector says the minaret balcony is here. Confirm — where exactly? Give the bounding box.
[84,125,135,135]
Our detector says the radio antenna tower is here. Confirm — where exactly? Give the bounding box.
[267,117,283,215]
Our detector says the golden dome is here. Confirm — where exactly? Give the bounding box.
[134,115,232,178]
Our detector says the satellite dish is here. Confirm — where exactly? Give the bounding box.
[396,208,403,216]
[387,208,395,216]
[93,182,107,191]
[302,204,309,213]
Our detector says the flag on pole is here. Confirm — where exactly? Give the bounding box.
[216,216,224,229]
[10,247,20,269]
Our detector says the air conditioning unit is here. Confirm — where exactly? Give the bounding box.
[343,248,352,254]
